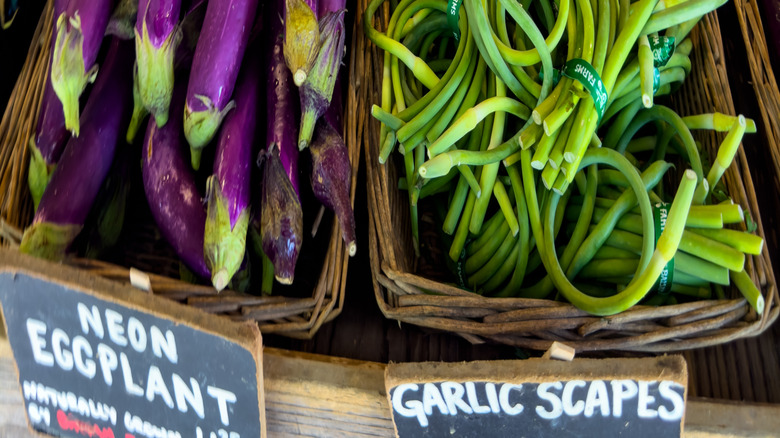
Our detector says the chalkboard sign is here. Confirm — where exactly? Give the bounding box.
[0,250,266,438]
[386,357,687,438]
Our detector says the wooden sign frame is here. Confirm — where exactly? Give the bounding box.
[0,248,266,438]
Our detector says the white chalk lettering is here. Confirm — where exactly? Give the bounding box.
[172,373,205,419]
[207,386,237,426]
[562,380,586,416]
[658,381,685,421]
[26,318,54,366]
[77,303,104,339]
[499,384,524,416]
[76,304,178,364]
[485,383,500,413]
[27,402,51,426]
[536,382,563,420]
[52,328,74,371]
[584,380,610,418]
[72,336,96,379]
[97,343,118,386]
[638,381,658,419]
[124,411,182,438]
[465,382,490,414]
[151,326,178,364]
[422,382,449,417]
[146,365,175,409]
[105,308,127,347]
[392,384,428,427]
[121,352,144,397]
[441,382,472,415]
[128,317,148,353]
[611,380,638,418]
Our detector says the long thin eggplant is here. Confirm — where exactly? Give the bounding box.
[28,70,69,211]
[183,0,257,170]
[310,0,353,254]
[28,0,70,210]
[20,38,133,260]
[142,82,210,279]
[284,0,320,87]
[261,145,303,284]
[261,2,303,285]
[297,9,345,150]
[50,0,113,136]
[310,115,356,256]
[204,42,262,291]
[135,0,182,127]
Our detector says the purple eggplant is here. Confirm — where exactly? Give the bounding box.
[260,145,303,284]
[84,145,133,259]
[50,0,113,136]
[204,42,262,291]
[28,0,70,209]
[183,0,258,170]
[126,0,206,143]
[297,9,346,150]
[28,67,70,211]
[142,82,210,279]
[20,38,133,261]
[261,5,303,284]
[106,0,139,39]
[310,118,356,256]
[135,0,182,127]
[318,0,346,14]
[268,36,301,197]
[284,0,320,87]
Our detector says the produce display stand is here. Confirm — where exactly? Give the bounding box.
[1,0,780,436]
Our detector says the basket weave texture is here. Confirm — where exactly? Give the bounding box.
[0,0,362,339]
[733,0,780,195]
[362,2,779,352]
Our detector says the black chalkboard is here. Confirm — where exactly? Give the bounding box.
[389,379,685,438]
[0,271,262,438]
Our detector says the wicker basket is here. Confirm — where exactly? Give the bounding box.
[361,1,779,352]
[0,0,362,339]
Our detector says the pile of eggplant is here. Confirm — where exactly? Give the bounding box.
[20,0,356,293]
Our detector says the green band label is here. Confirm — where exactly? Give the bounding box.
[653,202,674,294]
[539,68,563,88]
[653,67,661,94]
[649,35,676,68]
[447,0,463,40]
[562,58,608,122]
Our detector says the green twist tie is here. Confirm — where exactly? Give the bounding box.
[447,0,463,40]
[649,35,676,68]
[652,202,675,295]
[562,58,608,122]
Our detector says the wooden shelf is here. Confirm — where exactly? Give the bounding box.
[2,336,779,437]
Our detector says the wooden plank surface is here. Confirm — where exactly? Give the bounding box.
[1,335,779,438]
